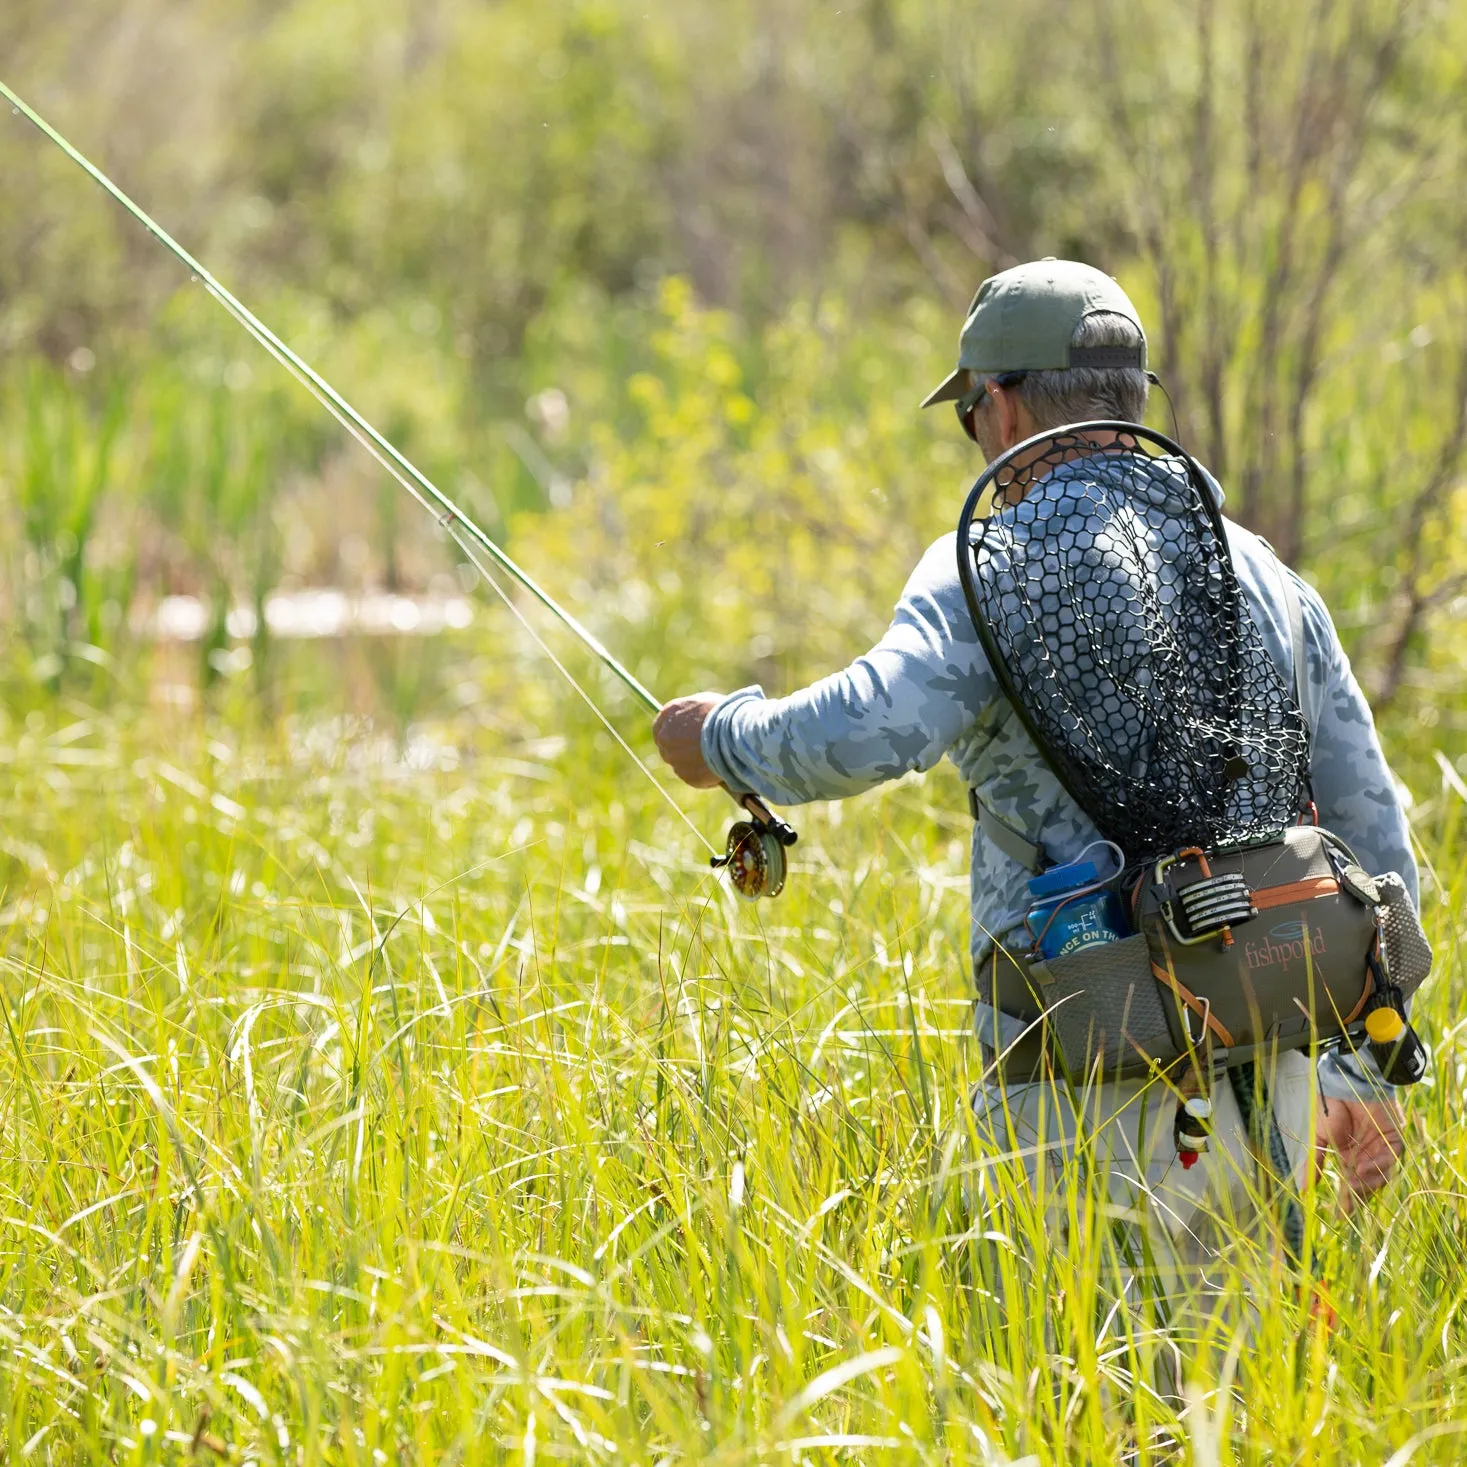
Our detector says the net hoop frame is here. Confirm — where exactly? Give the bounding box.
[955,419,1296,857]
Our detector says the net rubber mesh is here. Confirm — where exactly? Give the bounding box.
[958,424,1311,861]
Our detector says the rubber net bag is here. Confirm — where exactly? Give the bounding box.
[957,424,1312,860]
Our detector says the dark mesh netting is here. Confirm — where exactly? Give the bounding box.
[956,423,1311,860]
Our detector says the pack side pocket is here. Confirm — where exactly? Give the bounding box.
[1378,872,1433,998]
[1033,934,1175,1079]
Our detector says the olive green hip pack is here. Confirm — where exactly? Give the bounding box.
[981,824,1432,1081]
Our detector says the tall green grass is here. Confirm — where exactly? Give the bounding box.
[0,224,1461,1467]
[0,278,1463,1463]
[0,662,1461,1464]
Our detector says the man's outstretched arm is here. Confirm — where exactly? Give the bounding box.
[653,536,995,801]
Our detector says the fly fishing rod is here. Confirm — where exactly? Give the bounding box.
[1,79,796,899]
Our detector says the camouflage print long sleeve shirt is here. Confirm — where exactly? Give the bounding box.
[700,472,1419,1102]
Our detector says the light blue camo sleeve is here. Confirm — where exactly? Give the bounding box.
[1290,572,1425,1102]
[1295,577,1418,904]
[700,534,997,803]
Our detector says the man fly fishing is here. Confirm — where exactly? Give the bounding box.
[652,259,1428,1361]
[4,74,1433,1398]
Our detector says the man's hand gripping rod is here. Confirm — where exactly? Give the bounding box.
[1,78,798,898]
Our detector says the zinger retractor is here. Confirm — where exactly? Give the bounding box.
[1174,1094,1213,1170]
[1363,937,1428,1086]
[711,794,798,901]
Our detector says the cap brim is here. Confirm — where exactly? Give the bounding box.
[920,368,967,409]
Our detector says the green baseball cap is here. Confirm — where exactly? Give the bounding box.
[921,258,1146,408]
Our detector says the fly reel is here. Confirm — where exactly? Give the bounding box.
[711,794,798,901]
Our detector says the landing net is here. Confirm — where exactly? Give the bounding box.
[956,423,1311,859]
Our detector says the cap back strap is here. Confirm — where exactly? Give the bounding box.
[1067,345,1145,370]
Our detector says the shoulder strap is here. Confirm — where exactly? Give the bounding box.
[1269,549,1319,813]
[1272,553,1313,743]
[968,787,1048,873]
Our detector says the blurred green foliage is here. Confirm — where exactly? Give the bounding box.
[0,0,1464,742]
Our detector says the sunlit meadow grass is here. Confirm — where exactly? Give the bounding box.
[0,672,1462,1465]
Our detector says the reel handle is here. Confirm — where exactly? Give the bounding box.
[738,792,798,847]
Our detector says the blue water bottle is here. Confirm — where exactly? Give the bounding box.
[1026,858,1129,959]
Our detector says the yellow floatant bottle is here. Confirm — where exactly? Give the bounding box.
[1364,998,1427,1086]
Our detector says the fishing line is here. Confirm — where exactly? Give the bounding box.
[206,292,715,854]
[1,77,716,850]
[0,80,659,711]
[259,308,714,851]
[457,556,717,854]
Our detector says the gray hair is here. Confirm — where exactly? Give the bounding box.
[1014,312,1149,428]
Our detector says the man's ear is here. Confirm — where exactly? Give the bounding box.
[993,384,1024,451]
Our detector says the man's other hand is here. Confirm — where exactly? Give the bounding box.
[1319,1095,1406,1213]
[652,694,723,788]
